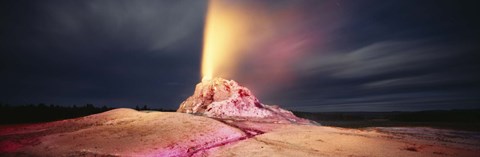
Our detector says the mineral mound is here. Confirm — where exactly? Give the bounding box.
[177,77,313,124]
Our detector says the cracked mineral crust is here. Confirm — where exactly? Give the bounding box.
[1,78,479,156]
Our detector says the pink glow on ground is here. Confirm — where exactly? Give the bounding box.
[0,141,23,152]
[0,137,39,152]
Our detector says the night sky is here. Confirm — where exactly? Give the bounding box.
[1,0,479,111]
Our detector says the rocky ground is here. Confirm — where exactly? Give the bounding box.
[0,108,479,157]
[2,78,479,156]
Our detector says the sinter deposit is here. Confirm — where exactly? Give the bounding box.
[177,78,313,124]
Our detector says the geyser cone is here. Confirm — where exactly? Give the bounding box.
[177,78,314,124]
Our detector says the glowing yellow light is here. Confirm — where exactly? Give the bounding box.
[201,0,249,81]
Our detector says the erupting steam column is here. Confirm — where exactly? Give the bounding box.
[201,0,252,81]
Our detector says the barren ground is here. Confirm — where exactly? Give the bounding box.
[1,109,479,157]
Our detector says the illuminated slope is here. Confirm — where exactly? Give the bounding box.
[0,109,246,156]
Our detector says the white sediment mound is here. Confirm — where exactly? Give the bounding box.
[177,78,313,124]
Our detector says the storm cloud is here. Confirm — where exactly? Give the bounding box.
[0,0,207,109]
[278,40,479,111]
[1,0,479,111]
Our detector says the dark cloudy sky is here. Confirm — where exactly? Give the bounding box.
[1,0,479,111]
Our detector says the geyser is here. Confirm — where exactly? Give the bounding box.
[189,1,311,124]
